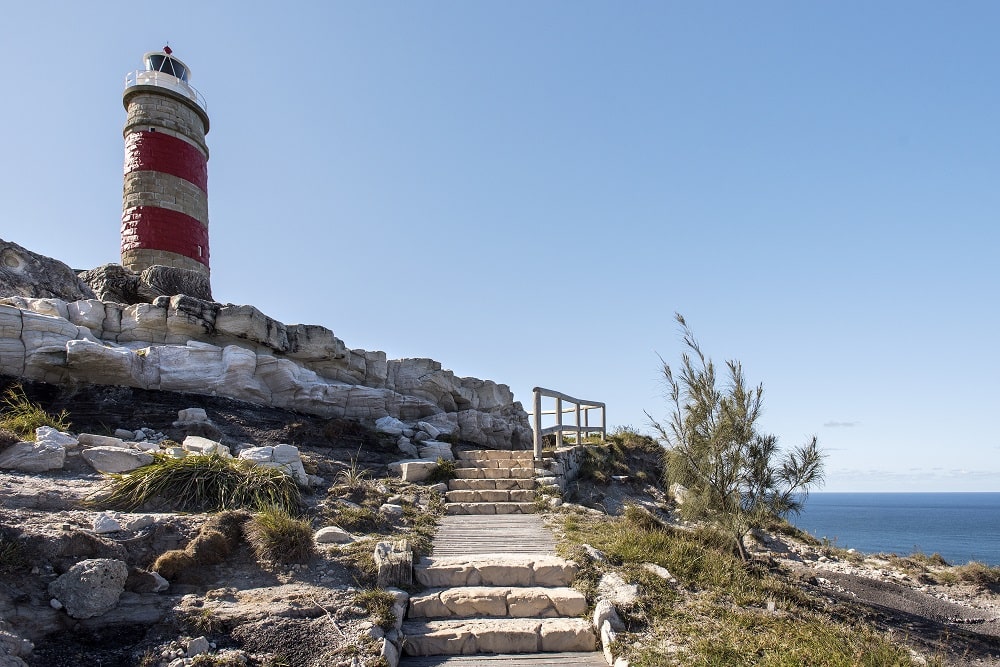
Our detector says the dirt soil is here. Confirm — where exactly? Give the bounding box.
[0,376,421,667]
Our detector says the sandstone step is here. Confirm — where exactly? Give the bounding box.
[446,490,536,503]
[448,478,536,491]
[454,467,534,480]
[416,555,578,588]
[455,459,530,469]
[408,586,587,619]
[446,502,536,516]
[457,450,536,462]
[401,618,596,656]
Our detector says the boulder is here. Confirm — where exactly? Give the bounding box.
[78,433,127,448]
[387,459,439,483]
[597,572,639,607]
[182,436,229,457]
[81,446,154,473]
[78,263,149,304]
[0,439,65,472]
[0,238,97,301]
[375,416,407,436]
[93,513,123,534]
[141,265,213,302]
[418,441,454,461]
[48,558,128,619]
[35,426,77,449]
[315,526,354,544]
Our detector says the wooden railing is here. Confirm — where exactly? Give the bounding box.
[529,387,606,458]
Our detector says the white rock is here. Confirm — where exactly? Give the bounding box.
[35,426,78,449]
[417,421,441,439]
[0,440,65,472]
[134,441,160,452]
[380,504,404,518]
[93,513,122,534]
[78,433,127,448]
[47,558,128,619]
[315,526,354,544]
[271,443,300,463]
[387,459,439,482]
[186,636,210,657]
[81,446,154,474]
[598,572,639,607]
[182,435,222,455]
[375,416,407,436]
[593,598,625,632]
[122,515,155,532]
[641,563,676,583]
[177,408,209,423]
[238,446,274,463]
[150,571,170,592]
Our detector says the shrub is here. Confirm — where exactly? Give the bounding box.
[153,510,248,580]
[333,505,386,533]
[94,454,300,513]
[426,457,456,483]
[0,384,70,440]
[246,506,316,566]
[0,529,28,573]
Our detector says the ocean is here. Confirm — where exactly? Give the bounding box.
[790,492,1000,567]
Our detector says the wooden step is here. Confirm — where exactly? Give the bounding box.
[399,653,608,666]
[431,515,557,557]
[446,502,536,515]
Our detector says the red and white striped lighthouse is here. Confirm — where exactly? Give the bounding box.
[121,48,211,279]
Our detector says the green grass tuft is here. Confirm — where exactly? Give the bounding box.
[426,457,457,483]
[0,384,71,440]
[93,454,300,513]
[246,506,316,566]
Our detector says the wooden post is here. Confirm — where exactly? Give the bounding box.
[555,397,563,448]
[575,402,582,445]
[533,389,543,459]
[374,539,412,588]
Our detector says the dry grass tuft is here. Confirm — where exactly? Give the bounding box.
[246,506,316,566]
[0,384,70,440]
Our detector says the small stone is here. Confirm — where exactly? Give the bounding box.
[114,429,136,440]
[315,526,354,544]
[93,513,122,534]
[380,504,404,518]
[186,635,210,657]
[49,598,62,610]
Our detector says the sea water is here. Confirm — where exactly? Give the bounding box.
[791,492,1000,566]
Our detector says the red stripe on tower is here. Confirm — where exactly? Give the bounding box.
[124,131,208,191]
[121,207,210,267]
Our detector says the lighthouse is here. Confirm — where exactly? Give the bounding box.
[120,47,211,283]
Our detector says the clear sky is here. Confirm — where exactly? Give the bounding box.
[2,2,997,492]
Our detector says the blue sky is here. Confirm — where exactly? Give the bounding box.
[2,2,997,491]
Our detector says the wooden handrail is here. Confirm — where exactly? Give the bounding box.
[528,386,606,458]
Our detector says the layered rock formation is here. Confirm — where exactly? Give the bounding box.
[0,243,532,449]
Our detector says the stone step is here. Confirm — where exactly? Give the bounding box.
[446,490,536,503]
[401,618,596,656]
[446,502,536,516]
[399,653,609,666]
[454,467,534,480]
[455,459,534,469]
[416,555,578,588]
[457,450,536,462]
[448,478,536,491]
[408,586,587,619]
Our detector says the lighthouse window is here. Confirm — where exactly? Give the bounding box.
[147,54,189,82]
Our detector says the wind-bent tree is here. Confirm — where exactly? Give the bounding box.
[648,314,825,561]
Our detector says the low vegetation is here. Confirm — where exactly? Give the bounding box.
[355,588,397,629]
[0,383,70,440]
[0,529,28,574]
[558,507,925,666]
[246,506,316,566]
[426,457,456,483]
[153,510,248,580]
[94,454,301,513]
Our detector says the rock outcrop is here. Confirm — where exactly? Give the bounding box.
[0,243,532,450]
[0,239,96,302]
